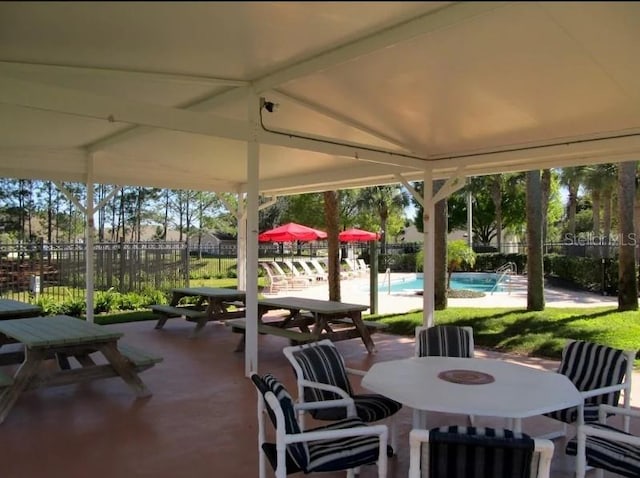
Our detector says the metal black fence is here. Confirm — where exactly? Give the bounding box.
[0,239,426,302]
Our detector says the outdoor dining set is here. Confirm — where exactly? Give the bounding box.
[1,280,639,477]
[253,326,640,478]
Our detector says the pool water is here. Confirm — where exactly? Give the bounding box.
[379,272,507,293]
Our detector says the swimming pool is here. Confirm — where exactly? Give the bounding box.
[378,272,507,294]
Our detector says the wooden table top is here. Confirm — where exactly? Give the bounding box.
[171,287,246,299]
[258,296,368,314]
[0,299,42,319]
[0,315,122,347]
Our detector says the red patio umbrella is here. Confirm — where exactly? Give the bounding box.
[259,222,327,242]
[338,228,380,242]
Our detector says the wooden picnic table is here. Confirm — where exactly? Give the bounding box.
[151,287,246,337]
[0,315,161,424]
[230,296,381,353]
[0,298,42,320]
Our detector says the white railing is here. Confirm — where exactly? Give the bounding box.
[491,262,516,294]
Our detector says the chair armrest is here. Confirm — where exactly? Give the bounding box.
[296,398,357,416]
[299,379,352,400]
[598,404,640,422]
[580,382,631,400]
[580,423,640,446]
[286,423,388,445]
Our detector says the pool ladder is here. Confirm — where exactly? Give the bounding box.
[380,268,392,295]
[491,262,516,295]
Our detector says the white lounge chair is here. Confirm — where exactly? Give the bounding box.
[270,261,309,289]
[259,263,290,294]
[294,259,325,282]
[282,259,315,285]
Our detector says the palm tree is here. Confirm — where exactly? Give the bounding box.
[323,190,341,302]
[526,170,545,310]
[356,186,409,255]
[434,180,447,310]
[617,161,638,311]
[559,166,585,237]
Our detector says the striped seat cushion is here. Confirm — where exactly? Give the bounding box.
[417,325,472,358]
[544,341,627,424]
[306,417,381,472]
[566,423,640,478]
[261,374,309,471]
[428,426,535,478]
[292,342,402,422]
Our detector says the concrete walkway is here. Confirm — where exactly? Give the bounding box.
[266,273,618,315]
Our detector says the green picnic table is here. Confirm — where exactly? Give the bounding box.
[0,299,42,320]
[0,315,162,424]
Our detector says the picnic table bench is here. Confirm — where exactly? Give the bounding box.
[150,287,246,337]
[0,315,162,423]
[231,297,380,353]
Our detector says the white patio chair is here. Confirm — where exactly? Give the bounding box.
[542,340,635,439]
[409,426,554,478]
[414,325,475,426]
[251,372,388,478]
[283,339,402,453]
[566,404,640,478]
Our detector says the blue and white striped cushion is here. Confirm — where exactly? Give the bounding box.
[566,423,640,478]
[306,417,381,472]
[545,341,627,424]
[428,426,534,478]
[292,342,402,422]
[262,374,309,470]
[418,326,472,358]
[293,342,354,402]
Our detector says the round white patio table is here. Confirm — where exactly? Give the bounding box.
[362,356,582,432]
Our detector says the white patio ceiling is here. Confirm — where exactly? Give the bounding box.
[0,1,639,194]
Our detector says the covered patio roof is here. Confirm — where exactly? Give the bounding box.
[0,2,638,193]
[1,1,638,374]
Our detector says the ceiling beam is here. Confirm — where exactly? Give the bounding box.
[0,60,248,87]
[252,2,509,93]
[82,2,507,152]
[0,75,431,168]
[0,75,250,140]
[270,89,416,152]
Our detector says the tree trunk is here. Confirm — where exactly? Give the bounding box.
[491,175,502,252]
[567,185,578,236]
[541,169,551,245]
[592,191,601,236]
[617,161,638,311]
[602,191,612,259]
[526,170,545,310]
[323,191,341,302]
[434,180,447,310]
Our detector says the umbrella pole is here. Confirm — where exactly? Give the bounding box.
[369,240,378,314]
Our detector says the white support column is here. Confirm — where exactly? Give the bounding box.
[237,192,247,291]
[245,91,260,376]
[85,154,95,323]
[422,169,435,327]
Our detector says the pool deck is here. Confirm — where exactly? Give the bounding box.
[266,273,618,315]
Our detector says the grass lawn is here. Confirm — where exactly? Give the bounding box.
[369,306,640,362]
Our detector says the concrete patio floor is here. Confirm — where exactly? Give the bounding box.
[0,317,635,478]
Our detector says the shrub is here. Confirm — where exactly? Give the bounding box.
[94,289,117,314]
[61,296,86,317]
